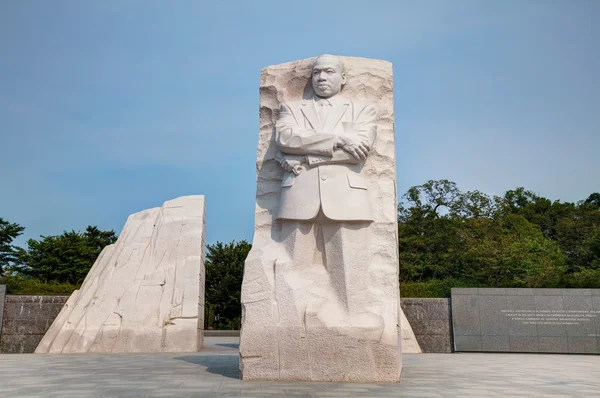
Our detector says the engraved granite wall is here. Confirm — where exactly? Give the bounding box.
[452,288,600,354]
[401,298,453,353]
[0,295,70,353]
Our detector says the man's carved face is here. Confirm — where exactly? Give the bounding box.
[311,55,346,99]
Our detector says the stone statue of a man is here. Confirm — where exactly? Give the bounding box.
[240,54,403,382]
[274,54,377,314]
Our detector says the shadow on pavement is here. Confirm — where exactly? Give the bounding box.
[216,343,239,349]
[174,355,240,379]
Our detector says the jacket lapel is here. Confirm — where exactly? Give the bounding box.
[322,97,350,132]
[301,100,322,130]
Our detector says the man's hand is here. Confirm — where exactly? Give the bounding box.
[336,134,371,160]
[278,156,306,175]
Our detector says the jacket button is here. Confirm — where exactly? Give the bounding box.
[321,174,327,181]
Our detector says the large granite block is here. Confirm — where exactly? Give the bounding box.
[240,56,413,382]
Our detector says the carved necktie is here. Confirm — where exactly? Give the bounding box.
[317,99,331,125]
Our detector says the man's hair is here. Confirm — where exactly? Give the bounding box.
[314,54,346,75]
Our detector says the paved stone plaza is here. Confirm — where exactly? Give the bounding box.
[0,337,599,397]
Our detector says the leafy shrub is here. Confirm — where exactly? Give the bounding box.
[400,278,480,298]
[562,268,600,288]
[3,275,79,295]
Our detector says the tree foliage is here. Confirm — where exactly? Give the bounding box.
[12,226,117,284]
[399,180,599,290]
[0,218,25,276]
[204,240,251,329]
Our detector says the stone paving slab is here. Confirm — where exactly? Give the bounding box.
[0,337,599,397]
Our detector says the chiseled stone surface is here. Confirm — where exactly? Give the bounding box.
[35,196,206,354]
[240,56,411,382]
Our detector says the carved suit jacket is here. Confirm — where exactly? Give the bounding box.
[275,95,377,221]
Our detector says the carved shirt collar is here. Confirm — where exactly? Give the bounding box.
[313,94,348,107]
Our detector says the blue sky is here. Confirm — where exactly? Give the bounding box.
[1,1,599,246]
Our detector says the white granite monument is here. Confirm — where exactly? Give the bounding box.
[239,55,410,382]
[36,196,206,353]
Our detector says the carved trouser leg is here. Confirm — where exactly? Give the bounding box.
[280,211,370,316]
[321,220,370,316]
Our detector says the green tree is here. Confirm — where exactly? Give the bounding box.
[0,218,25,276]
[554,199,600,273]
[13,226,117,284]
[204,240,251,329]
[398,180,567,288]
[459,214,565,287]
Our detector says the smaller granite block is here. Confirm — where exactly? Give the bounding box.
[414,334,452,353]
[451,288,478,295]
[535,289,563,296]
[478,288,506,295]
[509,336,539,352]
[451,295,480,336]
[568,337,598,354]
[481,335,510,352]
[36,196,206,354]
[538,337,568,353]
[505,288,534,296]
[593,290,600,296]
[454,335,481,352]
[564,289,592,296]
[479,295,508,336]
